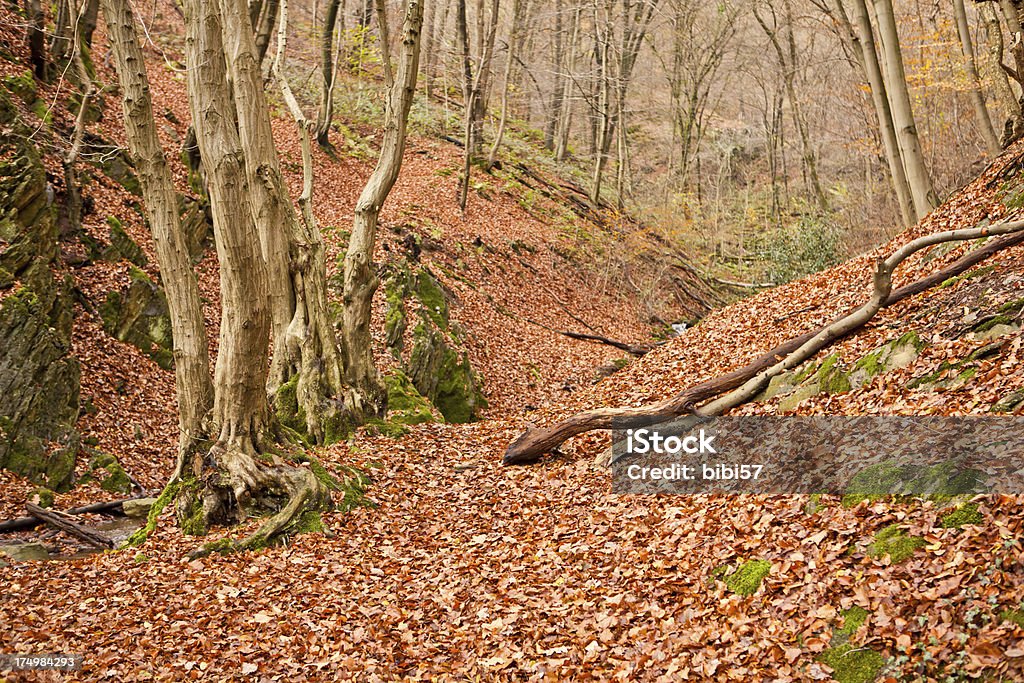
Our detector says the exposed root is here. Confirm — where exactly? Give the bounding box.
[177,440,333,560]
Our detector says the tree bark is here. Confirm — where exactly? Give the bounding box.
[342,0,424,409]
[220,0,356,441]
[845,0,915,226]
[981,1,1024,146]
[872,0,938,219]
[24,0,48,80]
[487,0,529,168]
[315,0,342,146]
[100,0,214,467]
[954,0,1002,155]
[504,219,1024,464]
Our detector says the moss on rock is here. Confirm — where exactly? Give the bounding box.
[0,107,81,491]
[844,460,986,506]
[98,267,174,370]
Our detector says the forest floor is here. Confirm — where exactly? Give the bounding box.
[3,4,1024,682]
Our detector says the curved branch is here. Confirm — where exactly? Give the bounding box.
[504,220,1024,464]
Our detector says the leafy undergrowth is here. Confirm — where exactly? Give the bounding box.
[3,3,1024,683]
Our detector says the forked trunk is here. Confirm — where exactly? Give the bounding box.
[342,0,424,409]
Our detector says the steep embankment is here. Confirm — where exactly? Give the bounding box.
[0,6,698,520]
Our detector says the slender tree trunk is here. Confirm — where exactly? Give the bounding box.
[100,0,214,468]
[253,0,279,64]
[554,5,580,161]
[544,0,564,149]
[487,0,528,168]
[954,0,1001,154]
[315,0,342,146]
[846,0,915,226]
[872,0,937,219]
[342,0,423,405]
[25,0,48,80]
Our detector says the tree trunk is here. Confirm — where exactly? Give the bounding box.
[220,0,357,440]
[315,0,342,146]
[554,5,580,161]
[100,0,214,467]
[846,0,915,226]
[253,0,279,64]
[981,2,1024,146]
[342,0,424,407]
[544,0,564,150]
[487,0,528,168]
[24,0,48,80]
[180,0,329,541]
[954,0,1002,155]
[872,0,937,219]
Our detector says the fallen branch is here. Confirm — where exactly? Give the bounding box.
[503,221,1024,464]
[0,498,142,533]
[558,330,654,356]
[26,503,114,549]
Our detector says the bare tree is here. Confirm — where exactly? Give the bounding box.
[953,0,1001,154]
[100,0,213,470]
[872,0,937,219]
[487,0,532,167]
[342,0,425,408]
[315,0,344,146]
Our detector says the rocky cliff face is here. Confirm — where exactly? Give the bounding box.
[0,87,80,491]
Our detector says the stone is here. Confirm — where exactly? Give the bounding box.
[98,267,174,370]
[122,497,158,519]
[0,542,49,561]
[0,88,80,491]
[975,322,1019,342]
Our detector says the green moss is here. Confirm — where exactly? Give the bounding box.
[29,486,54,508]
[1000,608,1024,628]
[87,452,133,494]
[973,315,1014,333]
[834,606,870,645]
[998,298,1024,313]
[383,263,410,352]
[123,480,179,548]
[940,502,983,529]
[385,370,435,425]
[3,70,37,104]
[104,217,148,267]
[815,354,852,394]
[940,265,995,289]
[414,269,449,329]
[866,525,925,563]
[818,644,885,683]
[365,418,411,438]
[274,373,305,434]
[720,559,771,596]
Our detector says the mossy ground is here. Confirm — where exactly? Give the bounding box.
[818,607,885,683]
[712,559,771,596]
[940,502,983,529]
[866,525,925,563]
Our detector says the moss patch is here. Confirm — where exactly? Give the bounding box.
[1000,607,1024,628]
[940,502,983,529]
[123,480,180,548]
[818,606,884,683]
[717,559,771,596]
[85,451,133,494]
[866,524,925,563]
[843,460,986,506]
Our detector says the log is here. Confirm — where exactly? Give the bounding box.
[503,222,1024,464]
[26,503,114,549]
[0,498,137,533]
[558,330,654,356]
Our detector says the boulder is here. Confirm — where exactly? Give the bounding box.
[122,497,158,519]
[0,542,49,561]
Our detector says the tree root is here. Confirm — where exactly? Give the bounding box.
[177,440,333,560]
[504,221,1024,465]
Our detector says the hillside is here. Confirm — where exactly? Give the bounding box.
[2,1,1024,681]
